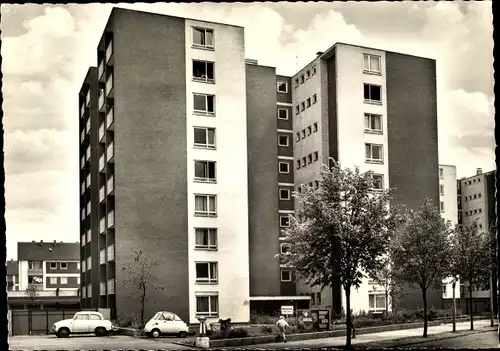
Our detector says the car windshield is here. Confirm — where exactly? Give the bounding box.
[153,313,163,321]
[173,314,182,321]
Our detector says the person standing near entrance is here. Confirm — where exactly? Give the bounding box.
[276,316,290,343]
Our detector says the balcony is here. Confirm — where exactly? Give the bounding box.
[106,142,114,163]
[107,244,115,261]
[107,175,114,195]
[107,211,115,228]
[100,217,106,234]
[99,155,105,173]
[80,104,86,118]
[81,156,85,170]
[99,123,105,143]
[106,108,114,131]
[98,90,105,112]
[100,281,106,296]
[100,249,106,265]
[99,186,105,203]
[98,60,105,81]
[105,41,113,65]
[106,73,114,98]
[86,118,91,135]
[86,91,90,107]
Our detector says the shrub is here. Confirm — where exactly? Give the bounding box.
[261,326,273,334]
[249,313,279,325]
[228,327,249,339]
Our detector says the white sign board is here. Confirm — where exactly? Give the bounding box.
[281,305,294,315]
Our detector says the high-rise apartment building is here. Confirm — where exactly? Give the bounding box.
[79,8,441,322]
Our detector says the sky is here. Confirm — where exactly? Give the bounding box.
[1,2,494,259]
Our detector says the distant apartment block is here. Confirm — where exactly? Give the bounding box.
[8,241,80,309]
[79,7,441,322]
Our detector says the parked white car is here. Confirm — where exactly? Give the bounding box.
[144,311,189,338]
[52,311,116,338]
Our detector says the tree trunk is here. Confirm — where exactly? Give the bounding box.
[469,282,474,330]
[141,285,146,327]
[422,287,428,338]
[385,289,389,316]
[452,280,456,332]
[345,287,352,348]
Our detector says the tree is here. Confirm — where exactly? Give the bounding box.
[391,198,453,337]
[449,220,492,330]
[281,160,400,347]
[121,249,165,326]
[25,283,40,307]
[369,253,407,315]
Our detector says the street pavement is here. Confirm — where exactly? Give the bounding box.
[395,330,498,348]
[8,334,195,350]
[236,319,493,349]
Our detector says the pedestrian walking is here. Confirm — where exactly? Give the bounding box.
[276,316,290,343]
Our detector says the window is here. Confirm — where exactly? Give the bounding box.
[295,78,299,87]
[307,98,311,107]
[313,151,319,161]
[50,262,57,269]
[194,161,216,183]
[479,208,482,213]
[194,127,216,149]
[479,223,483,229]
[90,314,102,320]
[278,135,289,147]
[277,81,288,93]
[194,195,217,217]
[363,54,381,74]
[278,108,288,120]
[195,228,217,250]
[280,215,290,227]
[370,173,384,190]
[192,27,214,49]
[193,60,215,82]
[316,292,321,306]
[363,84,382,104]
[196,294,218,317]
[440,201,445,213]
[279,162,290,174]
[195,262,218,283]
[306,70,311,79]
[75,314,89,321]
[305,126,311,136]
[296,132,300,142]
[313,122,318,132]
[300,75,305,83]
[307,154,313,164]
[193,94,215,115]
[50,277,57,284]
[301,102,305,111]
[365,143,383,163]
[478,193,482,198]
[313,94,317,104]
[60,262,68,270]
[364,113,382,133]
[60,277,68,285]
[312,66,317,75]
[279,188,291,200]
[280,243,289,254]
[439,168,444,178]
[314,180,320,189]
[302,157,306,167]
[300,130,305,139]
[296,160,301,170]
[440,184,444,196]
[28,261,42,270]
[473,194,477,199]
[295,105,300,115]
[369,293,386,310]
[281,270,292,282]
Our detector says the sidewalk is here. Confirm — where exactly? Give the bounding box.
[238,319,492,349]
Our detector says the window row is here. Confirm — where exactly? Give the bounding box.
[297,173,384,193]
[463,208,483,217]
[295,94,318,115]
[297,180,320,193]
[48,276,79,285]
[464,193,482,202]
[294,66,317,87]
[296,122,319,142]
[297,151,319,169]
[48,262,69,270]
[463,177,481,186]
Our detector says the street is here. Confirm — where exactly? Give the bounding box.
[8,334,194,350]
[399,330,498,348]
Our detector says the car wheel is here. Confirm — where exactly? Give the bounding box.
[95,327,108,337]
[151,328,161,338]
[178,331,187,338]
[57,328,70,338]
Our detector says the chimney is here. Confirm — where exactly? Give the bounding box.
[244,58,258,65]
[31,240,35,243]
[41,240,43,243]
[316,51,324,56]
[477,168,483,175]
